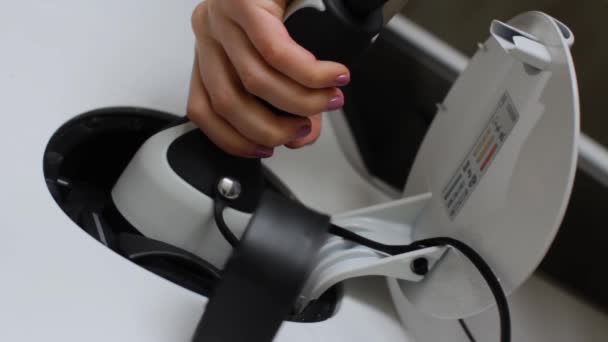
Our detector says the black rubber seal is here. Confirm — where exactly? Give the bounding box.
[167,129,265,213]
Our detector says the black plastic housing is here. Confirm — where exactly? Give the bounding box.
[263,0,385,117]
[285,0,384,65]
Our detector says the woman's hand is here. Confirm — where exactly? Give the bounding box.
[188,0,350,158]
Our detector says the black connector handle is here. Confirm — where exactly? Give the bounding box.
[342,0,389,19]
[263,0,386,117]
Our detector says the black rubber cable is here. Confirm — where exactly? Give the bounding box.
[459,319,477,342]
[212,207,508,341]
[329,224,510,342]
[328,224,422,255]
[213,198,239,247]
[413,237,510,342]
[214,167,298,249]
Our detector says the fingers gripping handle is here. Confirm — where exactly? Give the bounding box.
[283,0,384,64]
[185,0,387,152]
[266,0,385,117]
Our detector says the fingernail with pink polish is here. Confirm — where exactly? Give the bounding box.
[253,146,274,158]
[335,74,350,86]
[293,125,312,141]
[326,95,344,111]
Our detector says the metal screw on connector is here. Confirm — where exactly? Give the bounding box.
[411,258,429,276]
[217,177,242,200]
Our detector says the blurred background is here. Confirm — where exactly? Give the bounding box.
[405,0,608,146]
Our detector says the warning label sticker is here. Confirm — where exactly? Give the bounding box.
[442,92,519,219]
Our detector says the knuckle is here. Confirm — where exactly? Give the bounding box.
[260,42,287,66]
[208,91,235,118]
[240,68,266,95]
[186,109,199,124]
[186,106,211,129]
[187,99,206,120]
[186,103,197,117]
[191,3,207,34]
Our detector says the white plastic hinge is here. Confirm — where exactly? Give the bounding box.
[295,193,442,311]
[511,36,552,70]
[297,244,446,311]
[491,20,552,70]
